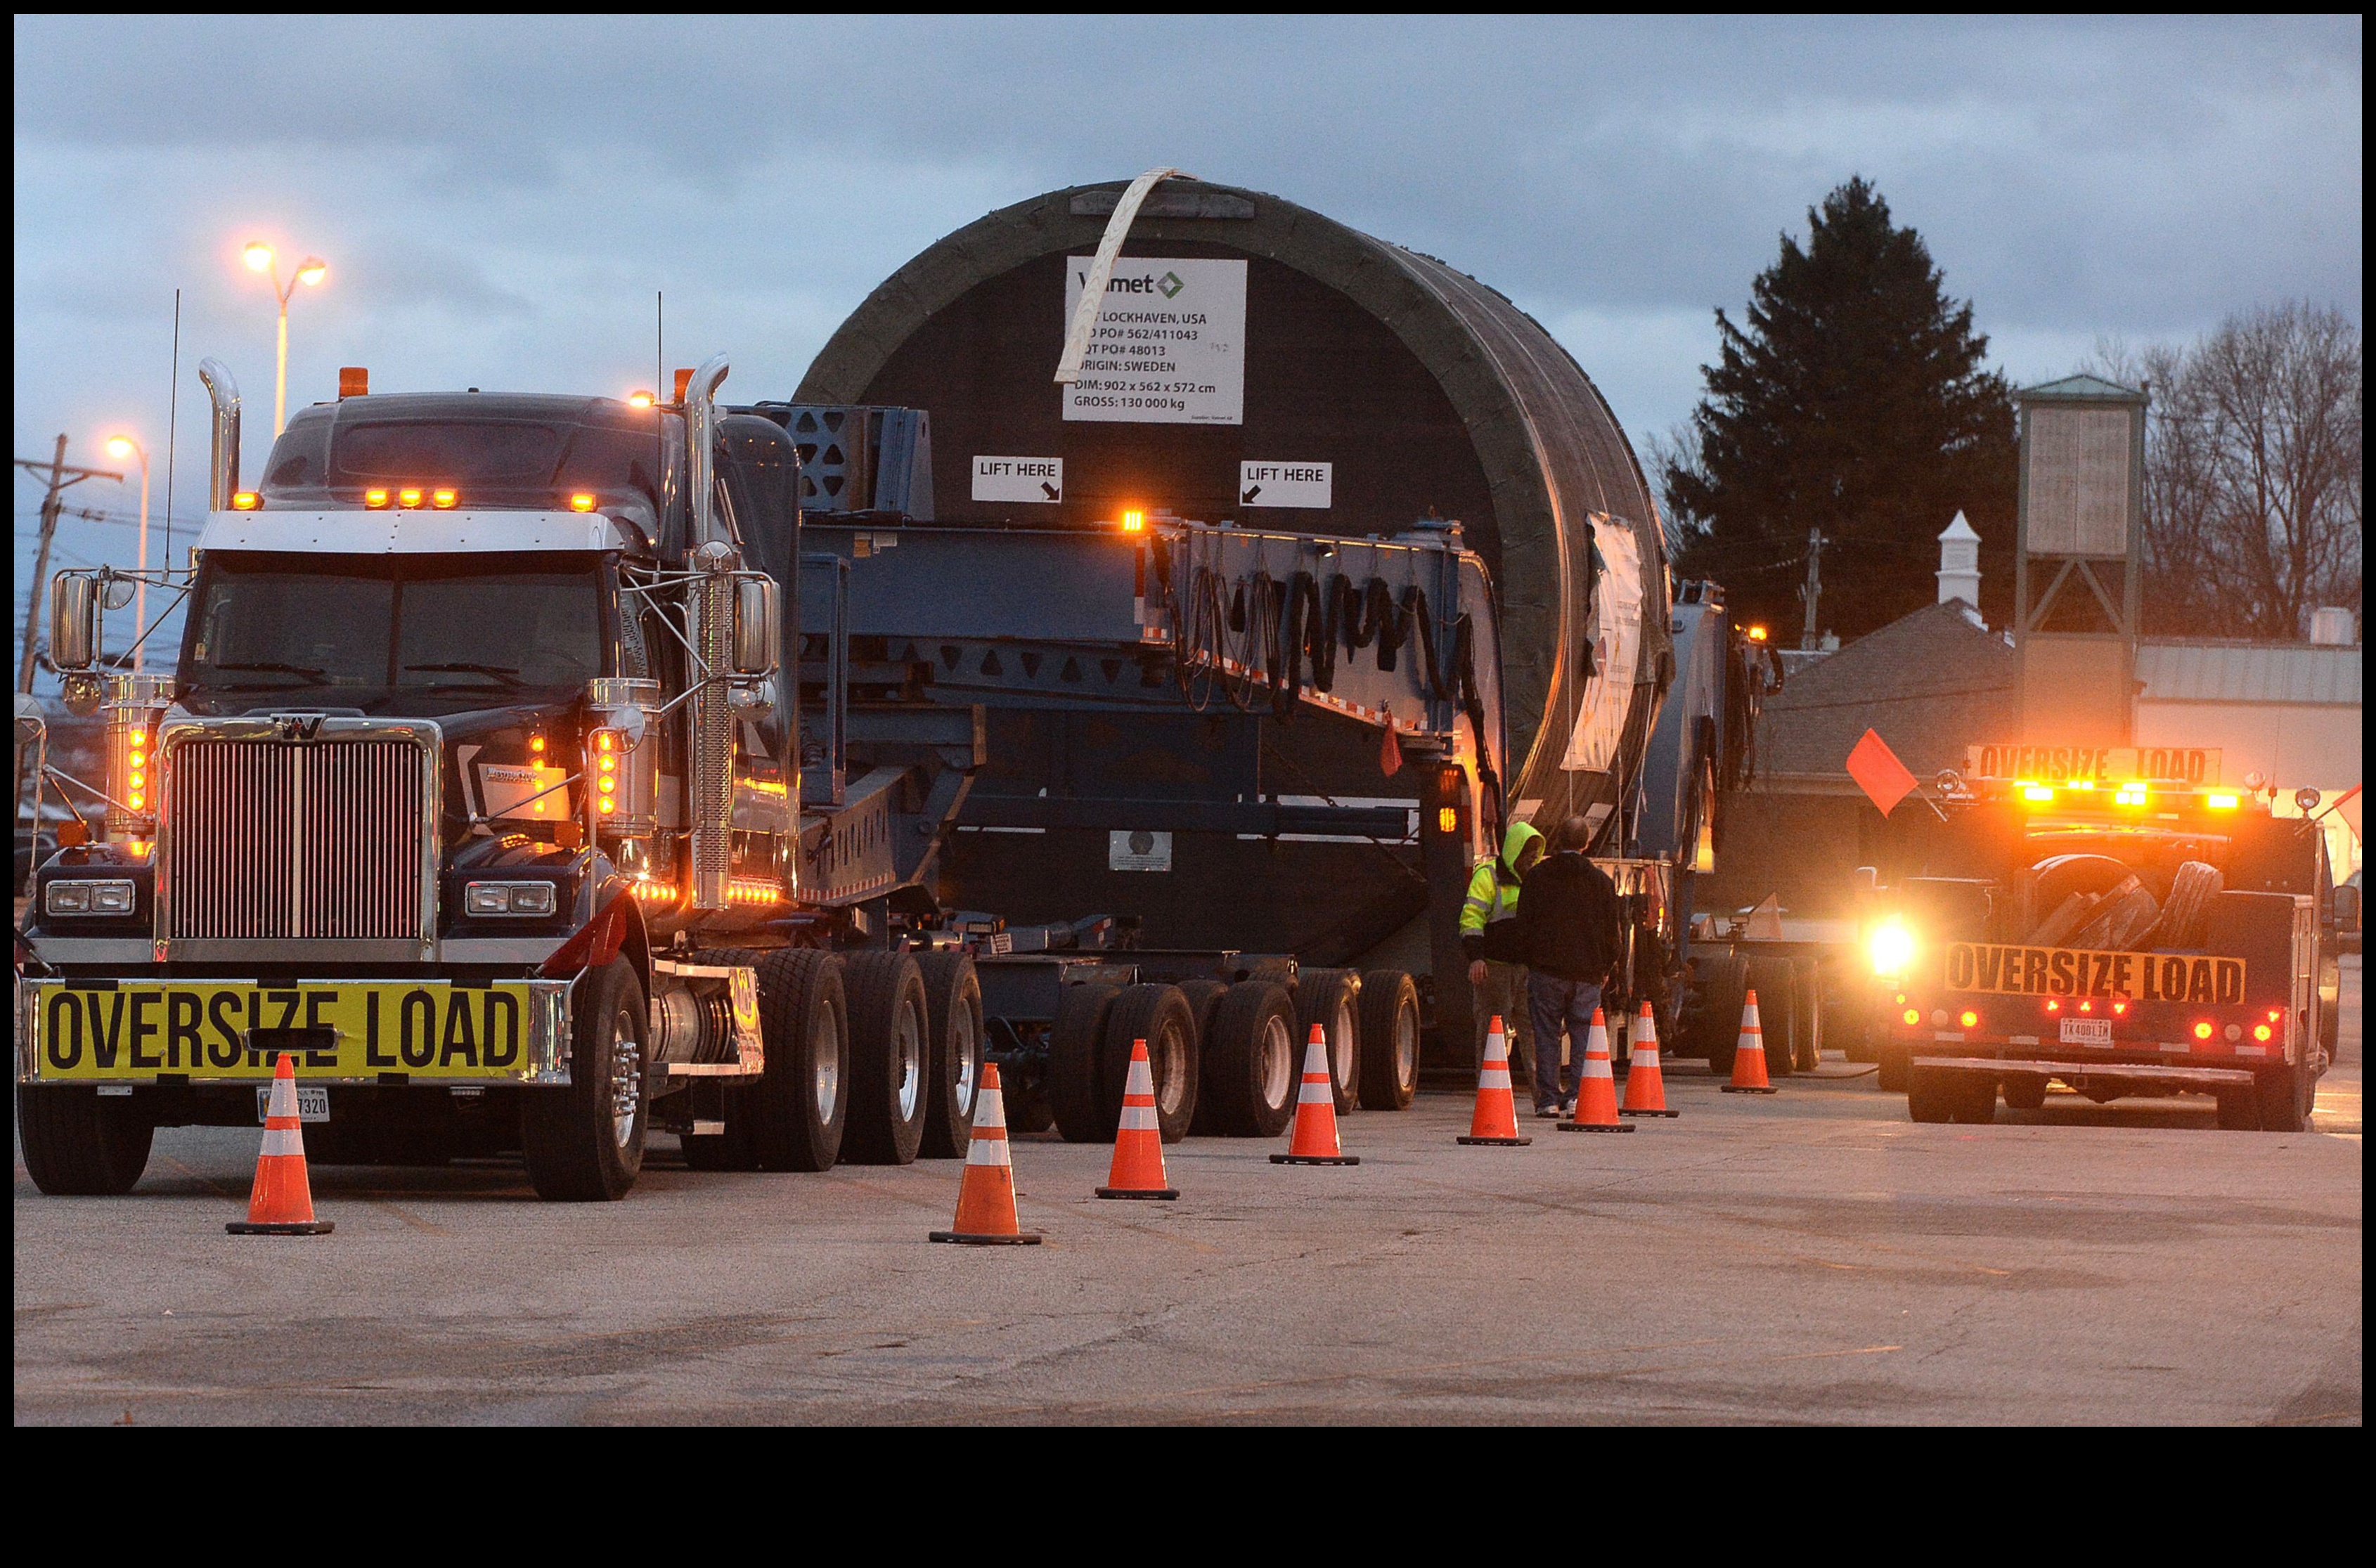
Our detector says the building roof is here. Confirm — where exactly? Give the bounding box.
[2136,640,2361,705]
[2017,373,2148,403]
[1757,599,2017,781]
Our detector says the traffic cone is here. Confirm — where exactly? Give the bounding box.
[1457,1015,1532,1146]
[931,1062,1043,1244]
[1723,988,1779,1094]
[1097,1038,1180,1199]
[1272,1025,1360,1165]
[1619,1001,1679,1117]
[1558,1008,1633,1132]
[226,1054,334,1235]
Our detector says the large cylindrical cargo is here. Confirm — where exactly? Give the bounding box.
[799,177,1672,838]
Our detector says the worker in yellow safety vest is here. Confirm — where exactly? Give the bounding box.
[1461,819,1544,1082]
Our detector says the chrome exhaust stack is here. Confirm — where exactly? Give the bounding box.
[198,358,241,510]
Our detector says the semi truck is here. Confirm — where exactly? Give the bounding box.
[1863,757,2344,1129]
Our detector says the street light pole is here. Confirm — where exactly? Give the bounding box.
[243,242,328,437]
[106,435,151,672]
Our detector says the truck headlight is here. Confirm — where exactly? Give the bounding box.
[1868,920,1916,976]
[46,879,136,916]
[465,880,559,916]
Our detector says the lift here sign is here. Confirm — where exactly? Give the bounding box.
[1063,257,1246,426]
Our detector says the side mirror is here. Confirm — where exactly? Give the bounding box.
[1851,865,1880,895]
[49,575,100,671]
[2333,884,2361,935]
[731,576,780,677]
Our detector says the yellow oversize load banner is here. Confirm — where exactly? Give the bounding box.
[30,980,553,1082]
[1943,943,2246,1004]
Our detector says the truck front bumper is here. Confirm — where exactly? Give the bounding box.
[17,976,572,1087]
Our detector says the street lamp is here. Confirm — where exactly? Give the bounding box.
[243,240,328,436]
[105,434,152,673]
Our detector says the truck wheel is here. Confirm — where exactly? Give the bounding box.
[1954,1078,1998,1124]
[2214,1087,2261,1131]
[1296,967,1362,1113]
[1104,983,1200,1142]
[2255,1061,2309,1133]
[522,957,648,1201]
[1906,1066,1956,1123]
[840,952,931,1165]
[1691,954,1750,1074]
[1878,1042,1912,1093]
[1745,957,1797,1077]
[1047,981,1121,1143]
[1204,981,1300,1137]
[1180,979,1230,1134]
[2002,1076,2048,1112]
[744,949,849,1172]
[1357,969,1421,1110]
[16,1084,153,1196]
[915,952,984,1159]
[2146,860,2222,947]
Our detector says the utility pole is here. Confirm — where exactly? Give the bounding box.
[1799,527,1828,652]
[16,436,124,693]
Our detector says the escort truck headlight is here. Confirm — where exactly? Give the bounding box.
[46,879,135,916]
[1868,920,1916,976]
[464,880,559,916]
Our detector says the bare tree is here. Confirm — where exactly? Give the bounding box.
[2090,304,2362,638]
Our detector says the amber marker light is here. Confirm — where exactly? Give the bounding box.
[432,488,458,509]
[398,487,424,508]
[2021,783,2055,803]
[1121,509,1146,533]
[569,493,598,512]
[2207,792,2240,810]
[231,491,261,510]
[363,488,391,509]
[2115,782,2149,806]
[626,390,654,408]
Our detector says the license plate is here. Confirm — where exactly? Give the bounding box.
[257,1084,330,1123]
[2060,1017,2114,1046]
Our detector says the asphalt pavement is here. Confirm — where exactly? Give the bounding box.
[15,960,2361,1425]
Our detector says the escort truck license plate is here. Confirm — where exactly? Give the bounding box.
[2060,1017,2114,1046]
[30,980,540,1082]
[257,1084,331,1123]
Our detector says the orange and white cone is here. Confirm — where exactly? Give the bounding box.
[1098,1038,1180,1199]
[1723,988,1779,1094]
[1458,1015,1532,1146]
[931,1062,1043,1244]
[1619,1001,1679,1117]
[1557,1008,1633,1132]
[226,1053,334,1235]
[1272,1024,1360,1165]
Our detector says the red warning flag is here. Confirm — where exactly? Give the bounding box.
[1846,728,1918,817]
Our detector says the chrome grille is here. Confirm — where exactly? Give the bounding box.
[166,737,431,940]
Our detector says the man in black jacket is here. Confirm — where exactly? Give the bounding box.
[1511,815,1624,1116]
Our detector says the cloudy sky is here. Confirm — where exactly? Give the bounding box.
[12,15,2362,635]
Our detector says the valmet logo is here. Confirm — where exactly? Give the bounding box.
[1085,271,1187,297]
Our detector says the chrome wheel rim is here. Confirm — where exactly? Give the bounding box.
[608,1004,641,1148]
[951,1005,979,1115]
[1394,1001,1421,1092]
[1154,1019,1189,1119]
[893,1000,924,1121]
[1258,1015,1294,1109]
[811,1002,841,1124]
[1332,999,1357,1091]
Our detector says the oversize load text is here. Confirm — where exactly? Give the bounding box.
[1943,943,2245,1003]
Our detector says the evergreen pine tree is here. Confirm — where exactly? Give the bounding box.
[1666,177,2016,641]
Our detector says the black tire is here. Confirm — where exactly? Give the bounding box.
[2148,860,2223,948]
[840,952,930,1165]
[1203,980,1300,1137]
[522,957,649,1201]
[2002,1076,2048,1112]
[915,952,984,1159]
[745,948,849,1172]
[1878,1041,1912,1093]
[1104,983,1200,1142]
[2027,853,2134,940]
[2255,1060,2309,1133]
[1356,969,1421,1110]
[2215,1087,2260,1130]
[1691,953,1750,1074]
[1745,957,1797,1078]
[1295,966,1362,1113]
[1180,978,1230,1134]
[1047,981,1121,1143]
[1954,1077,1997,1125]
[15,1084,153,1196]
[1906,1065,1956,1124]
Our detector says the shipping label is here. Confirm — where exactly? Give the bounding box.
[1062,257,1246,425]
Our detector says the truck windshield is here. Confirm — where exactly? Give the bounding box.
[181,552,604,709]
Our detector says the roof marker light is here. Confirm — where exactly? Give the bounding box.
[432,488,458,509]
[231,491,261,511]
[1121,510,1146,533]
[398,487,424,508]
[364,488,391,509]
[2207,792,2240,810]
[569,493,598,512]
[2021,784,2055,803]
